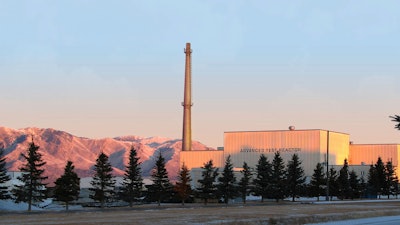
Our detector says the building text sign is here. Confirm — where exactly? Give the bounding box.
[240,148,301,153]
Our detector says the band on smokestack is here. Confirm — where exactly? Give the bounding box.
[182,43,192,151]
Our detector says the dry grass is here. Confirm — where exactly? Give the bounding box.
[1,201,400,225]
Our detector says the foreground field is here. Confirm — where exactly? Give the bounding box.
[2,201,400,225]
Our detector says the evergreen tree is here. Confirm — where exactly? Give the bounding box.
[120,146,143,207]
[238,162,252,204]
[390,115,400,130]
[12,139,48,211]
[149,152,172,206]
[0,144,11,200]
[348,170,359,199]
[375,157,386,198]
[174,163,192,205]
[197,160,219,205]
[53,161,80,210]
[392,175,399,198]
[217,155,237,204]
[309,162,325,201]
[270,152,286,202]
[286,154,305,202]
[337,159,350,199]
[89,152,116,208]
[359,175,367,199]
[367,164,377,197]
[385,160,397,198]
[253,154,271,202]
[328,167,338,200]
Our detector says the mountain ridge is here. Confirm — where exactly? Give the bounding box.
[0,126,214,185]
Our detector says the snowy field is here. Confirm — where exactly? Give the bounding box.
[1,199,400,225]
[0,199,84,211]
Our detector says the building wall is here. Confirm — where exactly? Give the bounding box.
[179,130,399,187]
[180,150,224,170]
[330,165,370,180]
[320,131,350,166]
[349,144,400,176]
[223,130,350,177]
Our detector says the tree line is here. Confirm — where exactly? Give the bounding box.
[0,113,399,210]
[0,138,185,210]
[196,153,400,204]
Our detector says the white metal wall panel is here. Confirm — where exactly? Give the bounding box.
[180,130,398,181]
[223,130,350,177]
[330,165,370,179]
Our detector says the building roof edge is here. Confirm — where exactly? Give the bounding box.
[224,129,350,136]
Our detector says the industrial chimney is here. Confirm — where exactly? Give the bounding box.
[182,43,192,151]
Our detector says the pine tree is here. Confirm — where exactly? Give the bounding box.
[253,154,271,202]
[367,164,377,197]
[375,157,386,198]
[89,152,115,208]
[391,175,399,198]
[0,144,11,200]
[348,170,359,199]
[337,159,350,199]
[149,152,172,206]
[286,154,305,202]
[54,161,80,210]
[217,155,237,204]
[309,162,325,201]
[197,160,219,205]
[328,167,338,200]
[120,146,143,207]
[270,152,286,202]
[174,163,192,205]
[359,174,367,199]
[385,160,397,198]
[12,139,48,211]
[238,162,252,204]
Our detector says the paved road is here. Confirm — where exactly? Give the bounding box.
[308,215,400,225]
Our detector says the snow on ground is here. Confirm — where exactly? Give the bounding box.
[0,199,43,211]
[284,196,400,204]
[0,199,83,211]
[313,199,400,205]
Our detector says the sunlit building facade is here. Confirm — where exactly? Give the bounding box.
[180,128,400,184]
[349,144,400,175]
[224,129,349,177]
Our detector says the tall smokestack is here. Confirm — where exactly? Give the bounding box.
[182,43,192,151]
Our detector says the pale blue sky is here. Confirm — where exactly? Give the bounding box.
[1,0,399,148]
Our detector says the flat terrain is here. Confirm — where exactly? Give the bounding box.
[2,201,400,225]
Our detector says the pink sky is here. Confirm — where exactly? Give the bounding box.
[1,1,399,148]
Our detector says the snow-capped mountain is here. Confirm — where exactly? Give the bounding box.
[0,127,214,185]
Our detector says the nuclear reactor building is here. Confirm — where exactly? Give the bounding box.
[179,43,400,184]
